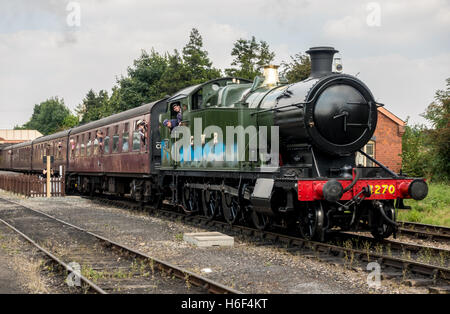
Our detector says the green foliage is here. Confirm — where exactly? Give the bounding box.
[281,53,311,83]
[115,48,168,111]
[420,78,450,181]
[225,36,275,80]
[110,28,221,113]
[182,28,221,85]
[60,114,79,130]
[19,97,74,135]
[401,122,430,178]
[13,124,26,130]
[76,89,109,124]
[401,78,450,182]
[399,183,450,226]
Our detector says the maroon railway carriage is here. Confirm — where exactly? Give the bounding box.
[32,130,70,175]
[0,146,11,170]
[9,141,32,172]
[66,101,161,197]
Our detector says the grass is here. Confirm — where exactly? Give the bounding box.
[398,183,450,226]
[175,233,184,241]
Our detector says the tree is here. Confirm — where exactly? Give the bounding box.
[281,52,311,83]
[401,78,450,182]
[19,97,74,135]
[159,50,191,95]
[401,121,430,178]
[225,36,275,80]
[76,89,109,124]
[107,86,122,116]
[421,78,450,181]
[182,28,221,85]
[109,29,221,114]
[60,114,79,130]
[115,49,168,112]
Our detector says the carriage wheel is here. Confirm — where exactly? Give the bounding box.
[299,202,324,240]
[221,192,240,225]
[202,190,220,221]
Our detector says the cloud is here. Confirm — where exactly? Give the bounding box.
[322,0,450,50]
[0,0,448,129]
[345,53,450,124]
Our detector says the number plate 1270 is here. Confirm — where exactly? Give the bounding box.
[369,184,395,195]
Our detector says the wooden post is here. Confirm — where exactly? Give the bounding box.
[47,155,51,198]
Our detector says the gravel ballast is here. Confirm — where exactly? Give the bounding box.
[0,190,429,294]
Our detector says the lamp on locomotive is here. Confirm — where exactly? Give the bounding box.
[262,65,280,86]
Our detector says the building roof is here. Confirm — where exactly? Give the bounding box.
[378,107,405,126]
[0,129,43,144]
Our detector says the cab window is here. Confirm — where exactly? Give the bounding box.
[192,89,203,110]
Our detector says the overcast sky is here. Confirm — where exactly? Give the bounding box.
[0,0,449,129]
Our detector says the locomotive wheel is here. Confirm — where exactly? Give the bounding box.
[182,187,199,215]
[371,203,395,240]
[221,192,240,225]
[202,190,220,221]
[251,210,270,230]
[298,202,324,240]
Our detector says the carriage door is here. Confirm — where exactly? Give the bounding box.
[150,99,168,171]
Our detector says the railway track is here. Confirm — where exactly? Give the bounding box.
[397,221,450,242]
[0,197,240,294]
[333,232,449,268]
[85,195,450,293]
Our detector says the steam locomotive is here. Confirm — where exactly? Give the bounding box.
[0,46,428,241]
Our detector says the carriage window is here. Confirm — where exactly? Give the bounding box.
[69,138,75,158]
[93,138,99,155]
[86,140,91,156]
[87,133,92,156]
[132,130,140,151]
[113,126,119,153]
[81,134,85,156]
[57,141,62,159]
[122,132,129,152]
[104,135,110,154]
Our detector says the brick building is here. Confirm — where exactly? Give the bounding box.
[357,107,405,173]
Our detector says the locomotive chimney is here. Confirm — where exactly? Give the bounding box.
[306,46,339,78]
